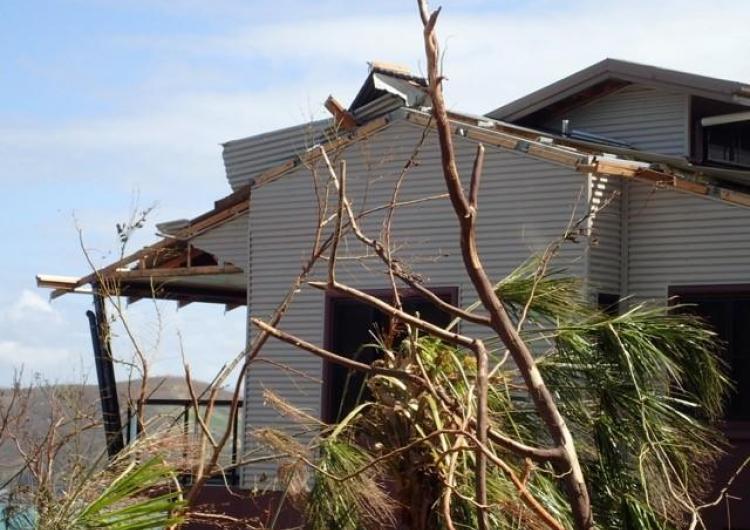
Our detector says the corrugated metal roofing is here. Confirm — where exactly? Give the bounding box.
[221,71,428,192]
[222,119,332,191]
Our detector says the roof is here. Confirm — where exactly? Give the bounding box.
[221,65,429,192]
[38,62,750,304]
[37,186,251,306]
[349,62,428,111]
[487,58,750,122]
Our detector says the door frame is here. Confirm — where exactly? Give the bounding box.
[321,286,458,423]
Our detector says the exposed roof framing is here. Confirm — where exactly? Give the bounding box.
[404,108,750,209]
[487,58,750,122]
[36,113,396,304]
[37,186,251,304]
[37,273,246,307]
[37,72,750,306]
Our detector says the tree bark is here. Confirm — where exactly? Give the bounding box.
[416,2,593,528]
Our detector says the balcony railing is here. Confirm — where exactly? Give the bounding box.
[126,398,244,486]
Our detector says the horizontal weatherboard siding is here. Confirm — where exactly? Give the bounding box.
[243,118,590,485]
[192,213,249,269]
[626,182,750,300]
[543,84,689,156]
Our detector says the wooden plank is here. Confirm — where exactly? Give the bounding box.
[369,60,412,76]
[464,128,519,150]
[673,178,709,195]
[593,159,639,177]
[410,111,582,168]
[526,144,584,168]
[212,184,251,211]
[70,238,176,289]
[324,95,357,130]
[180,202,249,239]
[36,274,79,290]
[720,188,750,207]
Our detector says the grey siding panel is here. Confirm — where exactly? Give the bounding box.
[626,182,750,300]
[589,175,622,296]
[243,119,589,486]
[543,85,689,156]
[191,214,249,269]
[222,120,332,191]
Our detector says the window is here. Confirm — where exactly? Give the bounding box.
[670,287,750,421]
[703,121,750,168]
[597,292,620,316]
[323,290,455,423]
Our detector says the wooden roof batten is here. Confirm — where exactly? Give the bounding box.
[402,109,750,209]
[37,208,248,306]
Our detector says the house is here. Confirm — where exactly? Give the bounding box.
[38,59,750,527]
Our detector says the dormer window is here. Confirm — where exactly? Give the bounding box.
[701,112,750,168]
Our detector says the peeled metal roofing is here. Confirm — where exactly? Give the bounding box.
[221,72,429,191]
[217,60,750,209]
[222,119,332,191]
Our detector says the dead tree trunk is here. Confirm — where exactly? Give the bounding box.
[417,2,594,528]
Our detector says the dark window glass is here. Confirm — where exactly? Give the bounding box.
[672,289,750,421]
[597,293,620,316]
[325,292,454,423]
[704,121,750,168]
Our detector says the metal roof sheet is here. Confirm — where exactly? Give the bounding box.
[487,58,750,122]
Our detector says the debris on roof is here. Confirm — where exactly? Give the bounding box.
[37,59,750,306]
[324,95,357,131]
[349,62,428,114]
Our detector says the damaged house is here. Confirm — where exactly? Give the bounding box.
[39,59,750,526]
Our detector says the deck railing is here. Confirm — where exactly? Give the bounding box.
[126,398,243,486]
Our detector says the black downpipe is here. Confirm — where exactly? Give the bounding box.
[86,289,124,457]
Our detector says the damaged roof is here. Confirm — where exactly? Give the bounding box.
[38,60,750,303]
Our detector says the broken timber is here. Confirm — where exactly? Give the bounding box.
[405,109,750,210]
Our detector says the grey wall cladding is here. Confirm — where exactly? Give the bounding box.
[241,118,591,486]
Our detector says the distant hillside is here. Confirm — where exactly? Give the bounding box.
[114,375,235,402]
[0,376,236,482]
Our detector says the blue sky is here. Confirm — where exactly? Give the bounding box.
[1,0,749,388]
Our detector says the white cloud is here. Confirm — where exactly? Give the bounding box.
[0,291,89,383]
[115,0,750,114]
[3,0,749,385]
[4,0,747,195]
[0,340,72,367]
[5,289,61,324]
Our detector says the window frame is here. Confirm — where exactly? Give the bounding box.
[669,284,750,438]
[702,120,750,169]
